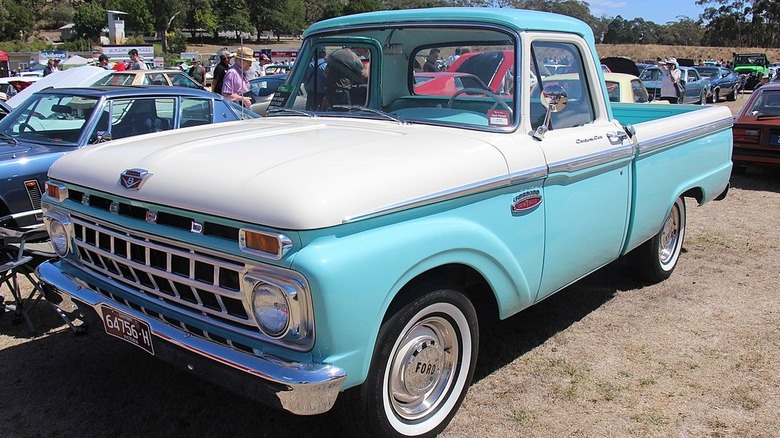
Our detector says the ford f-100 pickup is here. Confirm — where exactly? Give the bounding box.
[37,8,732,437]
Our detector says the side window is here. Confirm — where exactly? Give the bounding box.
[631,79,649,103]
[531,41,595,130]
[145,73,167,86]
[171,73,200,89]
[180,98,213,127]
[109,98,175,139]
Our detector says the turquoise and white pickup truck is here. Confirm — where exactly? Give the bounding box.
[37,8,732,437]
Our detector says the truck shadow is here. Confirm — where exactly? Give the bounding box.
[474,260,640,382]
[0,262,646,438]
[729,168,780,193]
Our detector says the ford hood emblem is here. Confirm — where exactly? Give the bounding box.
[119,168,150,190]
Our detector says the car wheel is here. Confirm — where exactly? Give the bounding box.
[709,89,719,103]
[337,287,478,438]
[726,89,737,101]
[698,91,706,105]
[626,196,686,283]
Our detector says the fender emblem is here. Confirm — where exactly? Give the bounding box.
[511,190,542,213]
[120,168,149,190]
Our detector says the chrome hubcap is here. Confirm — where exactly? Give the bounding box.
[389,316,457,421]
[659,204,680,265]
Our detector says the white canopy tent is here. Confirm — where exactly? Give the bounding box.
[60,55,91,69]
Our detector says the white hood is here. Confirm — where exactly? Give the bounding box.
[49,118,509,230]
[6,66,111,108]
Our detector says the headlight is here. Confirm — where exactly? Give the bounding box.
[45,218,69,257]
[252,282,290,338]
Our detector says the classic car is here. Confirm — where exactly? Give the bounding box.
[639,65,711,104]
[263,64,293,75]
[247,73,305,116]
[732,82,780,172]
[5,66,110,109]
[733,52,769,90]
[413,71,491,95]
[38,8,732,437]
[92,69,204,89]
[0,86,256,228]
[694,66,739,102]
[603,72,662,103]
[0,76,41,101]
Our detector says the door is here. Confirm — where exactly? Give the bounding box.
[529,40,633,300]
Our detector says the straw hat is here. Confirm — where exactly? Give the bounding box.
[234,47,255,62]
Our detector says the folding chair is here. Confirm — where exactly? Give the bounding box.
[0,211,82,336]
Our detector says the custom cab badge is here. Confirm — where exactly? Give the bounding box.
[119,168,150,190]
[511,190,542,213]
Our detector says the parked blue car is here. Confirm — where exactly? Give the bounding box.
[639,66,711,104]
[695,66,739,102]
[0,86,257,227]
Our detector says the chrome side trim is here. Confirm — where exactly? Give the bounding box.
[638,116,733,155]
[344,165,548,223]
[36,261,346,416]
[547,143,635,174]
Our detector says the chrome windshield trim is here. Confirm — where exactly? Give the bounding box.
[547,143,636,174]
[344,166,547,224]
[638,116,733,155]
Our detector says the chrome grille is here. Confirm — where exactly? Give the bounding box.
[70,214,260,334]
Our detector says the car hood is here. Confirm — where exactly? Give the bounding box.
[6,66,111,108]
[49,117,510,230]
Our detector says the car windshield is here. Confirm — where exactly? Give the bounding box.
[94,73,135,86]
[696,68,720,78]
[747,90,780,116]
[639,68,661,81]
[249,76,286,99]
[0,93,98,145]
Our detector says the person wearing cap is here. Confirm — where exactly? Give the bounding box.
[258,53,271,77]
[188,59,206,85]
[211,49,231,94]
[52,58,61,72]
[128,49,148,70]
[98,54,111,70]
[221,46,253,107]
[659,57,682,104]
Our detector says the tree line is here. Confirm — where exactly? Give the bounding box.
[1,0,778,53]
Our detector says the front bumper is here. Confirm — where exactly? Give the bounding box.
[36,261,346,416]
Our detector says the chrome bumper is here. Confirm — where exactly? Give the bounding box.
[36,261,346,416]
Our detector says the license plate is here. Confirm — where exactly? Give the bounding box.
[100,304,154,355]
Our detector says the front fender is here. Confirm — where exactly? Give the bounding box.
[291,204,543,388]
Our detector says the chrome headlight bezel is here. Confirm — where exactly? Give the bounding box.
[243,268,313,346]
[42,207,73,257]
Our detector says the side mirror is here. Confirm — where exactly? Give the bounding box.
[92,131,112,144]
[533,85,568,141]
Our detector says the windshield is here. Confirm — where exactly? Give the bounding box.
[0,93,98,145]
[268,26,520,131]
[696,68,719,78]
[639,68,661,81]
[747,90,780,116]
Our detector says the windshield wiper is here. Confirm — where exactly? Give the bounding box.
[0,132,18,145]
[266,108,317,117]
[330,105,406,124]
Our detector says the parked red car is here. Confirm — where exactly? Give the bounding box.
[732,83,780,172]
[413,72,490,95]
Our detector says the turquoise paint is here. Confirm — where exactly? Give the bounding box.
[290,185,545,388]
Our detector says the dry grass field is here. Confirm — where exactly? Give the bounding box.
[1,96,778,438]
[596,44,780,64]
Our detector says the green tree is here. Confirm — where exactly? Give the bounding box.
[148,0,185,53]
[73,2,105,42]
[166,29,188,54]
[216,0,252,40]
[1,0,35,41]
[185,0,218,40]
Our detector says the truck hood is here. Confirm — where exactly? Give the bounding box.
[49,118,510,230]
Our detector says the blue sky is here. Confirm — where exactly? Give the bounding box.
[588,0,707,24]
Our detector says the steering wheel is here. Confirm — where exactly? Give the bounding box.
[447,87,512,113]
[19,122,36,133]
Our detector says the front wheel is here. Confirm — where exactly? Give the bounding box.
[626,196,686,283]
[337,288,478,438]
[698,91,706,105]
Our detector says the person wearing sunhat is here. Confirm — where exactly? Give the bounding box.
[658,57,682,103]
[221,46,254,107]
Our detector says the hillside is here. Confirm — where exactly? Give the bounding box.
[596,44,780,64]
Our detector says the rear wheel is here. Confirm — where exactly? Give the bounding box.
[708,89,719,103]
[726,89,737,101]
[698,91,706,105]
[337,287,478,438]
[626,196,686,283]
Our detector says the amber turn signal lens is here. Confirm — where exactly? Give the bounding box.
[245,231,279,255]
